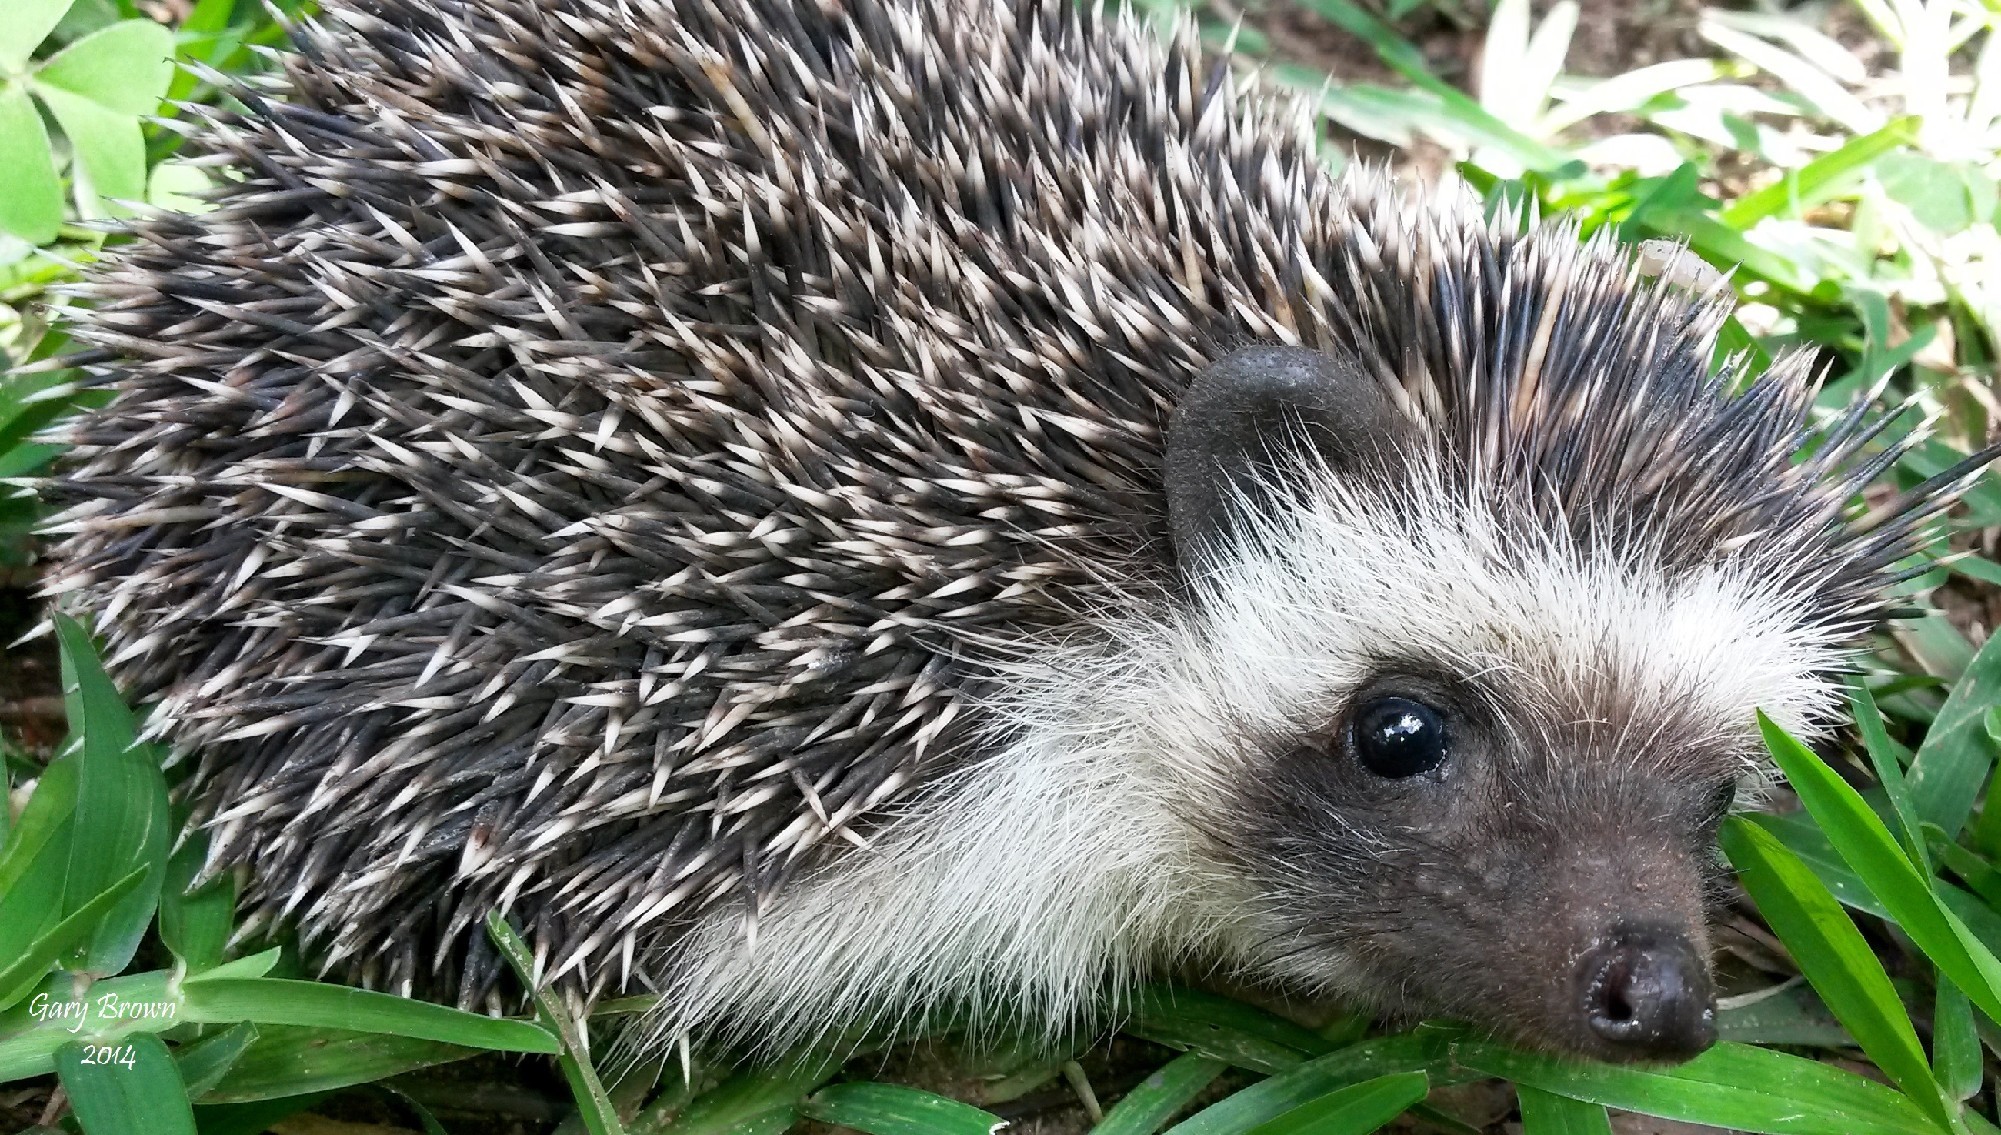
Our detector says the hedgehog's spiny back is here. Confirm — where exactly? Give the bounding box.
[50,0,1341,1002]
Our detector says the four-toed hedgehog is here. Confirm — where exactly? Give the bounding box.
[43,0,1993,1064]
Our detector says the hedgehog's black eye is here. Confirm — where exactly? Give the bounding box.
[1350,696,1448,779]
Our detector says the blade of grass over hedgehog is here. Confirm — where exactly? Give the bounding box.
[488,912,625,1135]
[800,1082,1007,1135]
[1719,817,1956,1132]
[55,1033,196,1135]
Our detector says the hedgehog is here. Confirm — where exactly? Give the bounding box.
[42,0,1994,1066]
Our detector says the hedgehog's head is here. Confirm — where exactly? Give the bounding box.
[1146,225,1983,1062]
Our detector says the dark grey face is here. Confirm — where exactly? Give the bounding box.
[1166,345,1732,1062]
[1217,662,1730,1062]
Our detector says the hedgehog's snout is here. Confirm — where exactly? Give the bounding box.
[1575,923,1717,1062]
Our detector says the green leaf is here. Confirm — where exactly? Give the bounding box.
[1929,831,2001,910]
[173,1021,257,1098]
[54,614,170,976]
[0,0,72,72]
[55,1033,196,1135]
[1238,1072,1428,1135]
[1760,712,2001,1031]
[1907,626,2001,840]
[648,1052,845,1135]
[1934,982,1981,1103]
[1458,1039,1931,1135]
[485,913,623,1135]
[0,758,80,973]
[30,83,146,217]
[0,862,145,1012]
[176,976,560,1053]
[1127,987,1331,1074]
[190,1095,332,1135]
[1721,118,1916,227]
[1283,0,1580,174]
[1514,1086,1613,1135]
[1092,1054,1230,1135]
[1162,1031,1459,1135]
[157,828,234,972]
[1851,685,1927,871]
[0,755,78,896]
[802,1083,1005,1135]
[201,1025,475,1103]
[1878,152,1988,234]
[146,159,210,213]
[0,83,64,245]
[30,18,173,114]
[1720,817,1953,1132]
[0,967,173,1081]
[1716,981,1851,1048]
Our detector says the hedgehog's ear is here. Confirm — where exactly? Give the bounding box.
[1165,345,1413,568]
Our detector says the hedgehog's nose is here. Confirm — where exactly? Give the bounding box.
[1577,924,1717,1061]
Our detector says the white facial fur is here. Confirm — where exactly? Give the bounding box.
[634,461,1853,1058]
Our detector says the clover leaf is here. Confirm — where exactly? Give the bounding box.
[0,0,174,246]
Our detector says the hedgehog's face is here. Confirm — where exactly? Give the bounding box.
[1160,346,1851,1063]
[1216,664,1734,1063]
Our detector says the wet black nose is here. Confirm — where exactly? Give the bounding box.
[1577,925,1717,1060]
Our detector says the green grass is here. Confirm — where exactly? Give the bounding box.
[7,0,2001,1131]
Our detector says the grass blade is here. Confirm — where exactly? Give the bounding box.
[0,863,146,1012]
[486,912,625,1135]
[1092,1054,1230,1135]
[178,977,560,1053]
[157,826,235,972]
[1906,626,2001,840]
[1721,816,1954,1131]
[172,1021,258,1098]
[201,1026,474,1103]
[1161,1030,1459,1135]
[1127,987,1331,1074]
[1851,685,1927,870]
[1239,1072,1428,1135]
[1722,117,1917,227]
[54,614,170,976]
[56,1033,196,1135]
[1515,1086,1613,1135]
[801,1083,1005,1135]
[1760,712,2001,1031]
[1934,982,1982,1102]
[1458,1039,1931,1135]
